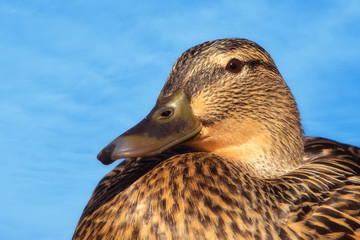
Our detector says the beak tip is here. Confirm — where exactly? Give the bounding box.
[97,143,117,165]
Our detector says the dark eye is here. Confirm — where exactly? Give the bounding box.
[159,108,174,119]
[225,58,242,73]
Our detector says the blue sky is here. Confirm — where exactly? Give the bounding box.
[1,1,359,239]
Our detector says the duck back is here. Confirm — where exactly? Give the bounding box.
[73,137,360,240]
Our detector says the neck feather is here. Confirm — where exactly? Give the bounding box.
[186,117,304,178]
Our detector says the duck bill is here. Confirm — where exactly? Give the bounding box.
[97,89,202,165]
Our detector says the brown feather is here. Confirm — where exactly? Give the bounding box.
[73,138,360,239]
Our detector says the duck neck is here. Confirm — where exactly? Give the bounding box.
[187,117,304,178]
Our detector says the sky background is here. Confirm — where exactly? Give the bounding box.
[1,1,359,239]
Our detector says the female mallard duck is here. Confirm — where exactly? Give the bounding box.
[73,38,360,239]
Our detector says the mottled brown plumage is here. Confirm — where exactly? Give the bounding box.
[73,38,360,239]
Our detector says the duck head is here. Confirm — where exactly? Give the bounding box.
[97,38,304,177]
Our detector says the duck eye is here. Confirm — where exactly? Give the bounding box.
[159,108,174,119]
[225,58,242,73]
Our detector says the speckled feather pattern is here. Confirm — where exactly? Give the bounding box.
[162,38,304,176]
[73,138,360,239]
